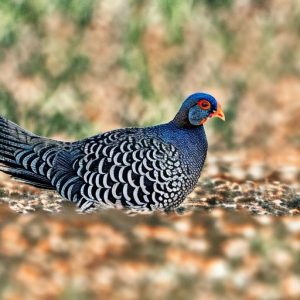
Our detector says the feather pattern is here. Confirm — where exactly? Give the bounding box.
[0,116,67,189]
[50,129,194,211]
[0,92,221,212]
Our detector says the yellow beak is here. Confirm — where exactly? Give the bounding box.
[213,103,225,121]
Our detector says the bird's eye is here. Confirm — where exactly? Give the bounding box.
[198,100,211,110]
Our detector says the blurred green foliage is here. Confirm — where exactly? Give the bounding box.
[0,87,18,122]
[0,0,299,148]
[212,80,246,148]
[121,3,155,101]
[56,0,95,27]
[0,0,95,139]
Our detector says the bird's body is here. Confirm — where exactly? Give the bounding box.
[0,93,224,212]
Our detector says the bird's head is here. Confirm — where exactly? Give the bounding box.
[173,92,225,128]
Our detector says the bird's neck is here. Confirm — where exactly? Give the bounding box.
[149,121,208,171]
[172,111,191,128]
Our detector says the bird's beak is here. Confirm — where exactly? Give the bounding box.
[213,103,225,121]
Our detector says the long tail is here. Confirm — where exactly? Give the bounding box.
[0,116,65,189]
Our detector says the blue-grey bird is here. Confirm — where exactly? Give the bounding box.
[0,93,225,212]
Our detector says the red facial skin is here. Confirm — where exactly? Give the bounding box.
[197,100,225,125]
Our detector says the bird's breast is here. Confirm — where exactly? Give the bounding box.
[147,123,208,176]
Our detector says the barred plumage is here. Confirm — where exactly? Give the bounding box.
[55,130,193,211]
[0,116,64,189]
[0,93,225,212]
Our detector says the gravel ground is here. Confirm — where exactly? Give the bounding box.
[0,153,299,216]
[0,154,299,300]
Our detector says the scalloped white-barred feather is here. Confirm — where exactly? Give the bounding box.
[34,128,193,211]
[0,93,224,212]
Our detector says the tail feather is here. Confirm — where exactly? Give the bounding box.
[0,116,64,190]
[0,168,55,189]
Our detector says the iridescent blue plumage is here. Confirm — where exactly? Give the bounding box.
[0,93,224,212]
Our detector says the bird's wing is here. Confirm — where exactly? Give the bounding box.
[53,129,191,212]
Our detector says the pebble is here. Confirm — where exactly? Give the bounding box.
[279,165,299,182]
[247,164,265,180]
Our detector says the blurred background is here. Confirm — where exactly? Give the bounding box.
[0,0,300,299]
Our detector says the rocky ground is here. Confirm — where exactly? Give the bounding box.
[1,151,299,216]
[0,153,299,300]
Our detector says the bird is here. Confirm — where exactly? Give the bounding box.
[0,93,225,212]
